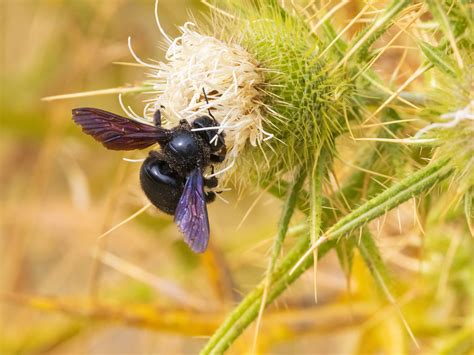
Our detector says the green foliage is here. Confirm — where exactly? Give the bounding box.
[214,1,356,181]
[202,0,473,352]
[419,40,458,78]
[3,0,472,353]
[352,0,411,62]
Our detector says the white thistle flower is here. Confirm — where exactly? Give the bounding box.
[133,22,270,178]
[414,100,474,139]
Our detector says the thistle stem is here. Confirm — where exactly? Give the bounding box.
[358,230,420,347]
[363,91,428,107]
[292,157,452,272]
[252,166,306,351]
[200,233,334,355]
[309,149,327,302]
[202,157,452,353]
[325,158,451,239]
[266,167,307,277]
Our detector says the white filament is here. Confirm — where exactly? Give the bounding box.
[127,36,160,69]
[154,0,172,45]
[145,23,267,179]
[414,101,474,138]
[123,158,146,163]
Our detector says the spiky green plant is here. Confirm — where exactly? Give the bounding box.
[197,0,473,353]
[211,2,356,183]
[21,0,472,353]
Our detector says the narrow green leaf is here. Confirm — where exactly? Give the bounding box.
[326,158,452,240]
[335,238,356,279]
[309,149,329,301]
[353,0,411,62]
[292,158,453,272]
[426,0,464,69]
[358,230,390,290]
[419,41,457,77]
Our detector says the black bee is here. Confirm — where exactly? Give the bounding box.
[72,91,226,253]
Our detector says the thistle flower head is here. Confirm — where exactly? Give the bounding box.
[127,1,358,188]
[417,64,473,203]
[145,22,267,177]
[430,101,474,197]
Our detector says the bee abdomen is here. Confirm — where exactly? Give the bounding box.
[140,156,185,215]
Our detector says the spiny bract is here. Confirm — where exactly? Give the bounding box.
[136,1,358,187]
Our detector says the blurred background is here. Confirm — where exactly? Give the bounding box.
[0,1,297,352]
[1,0,472,354]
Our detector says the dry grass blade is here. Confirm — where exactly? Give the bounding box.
[1,293,221,335]
[363,64,431,124]
[42,86,151,101]
[97,251,208,310]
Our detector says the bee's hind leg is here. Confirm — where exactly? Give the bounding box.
[153,105,165,127]
[205,191,216,203]
[204,170,218,203]
[204,175,218,189]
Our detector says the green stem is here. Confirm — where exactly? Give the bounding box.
[309,149,327,300]
[352,0,411,62]
[267,166,307,278]
[362,91,428,107]
[202,158,452,354]
[325,158,452,240]
[200,233,335,354]
[203,167,306,353]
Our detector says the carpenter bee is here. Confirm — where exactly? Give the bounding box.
[72,91,226,253]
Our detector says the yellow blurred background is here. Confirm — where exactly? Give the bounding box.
[1,1,324,353]
[2,1,472,354]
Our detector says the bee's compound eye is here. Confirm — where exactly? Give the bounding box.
[192,116,224,151]
[193,116,215,129]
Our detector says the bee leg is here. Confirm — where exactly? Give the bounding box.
[205,191,216,203]
[152,105,167,127]
[204,175,218,189]
[210,154,225,163]
[204,168,218,204]
[153,109,162,127]
[210,145,227,163]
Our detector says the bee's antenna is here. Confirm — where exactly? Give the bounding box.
[202,88,217,124]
